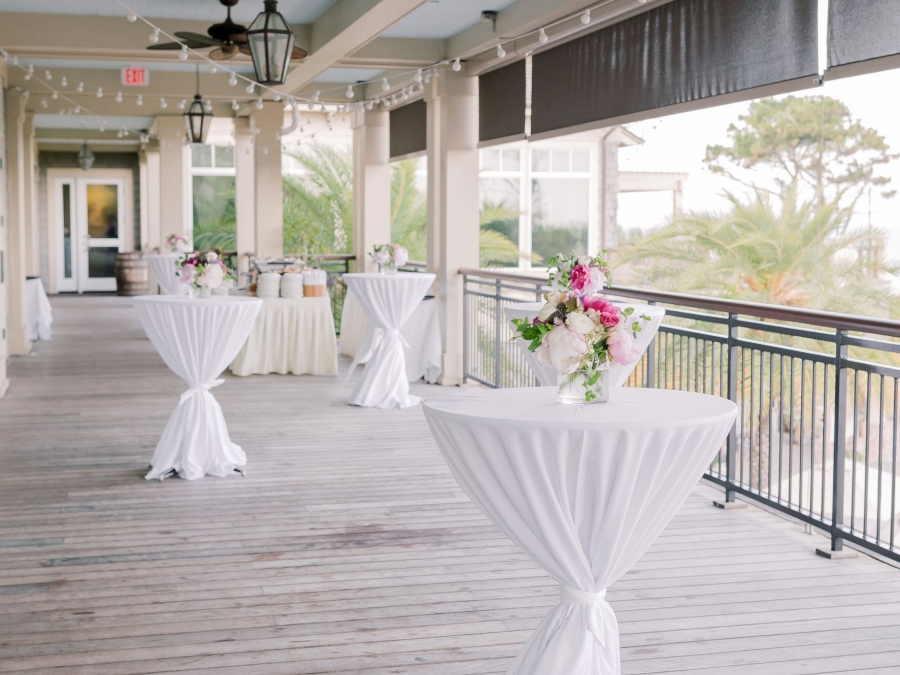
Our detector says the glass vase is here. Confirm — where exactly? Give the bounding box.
[378,261,398,275]
[557,368,610,404]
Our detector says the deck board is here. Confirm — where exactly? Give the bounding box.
[0,295,898,674]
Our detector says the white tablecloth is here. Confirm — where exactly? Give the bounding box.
[230,296,338,377]
[25,278,53,341]
[343,272,436,408]
[424,386,737,675]
[133,296,263,480]
[504,301,665,387]
[147,254,188,296]
[341,290,442,384]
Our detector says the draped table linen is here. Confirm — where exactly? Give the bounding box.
[341,290,442,384]
[423,386,737,675]
[133,296,263,480]
[343,272,436,408]
[504,302,665,387]
[230,296,338,376]
[147,253,188,296]
[25,277,53,341]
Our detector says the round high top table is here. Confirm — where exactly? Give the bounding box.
[146,253,188,295]
[504,301,666,388]
[423,386,737,675]
[343,272,436,409]
[133,295,263,480]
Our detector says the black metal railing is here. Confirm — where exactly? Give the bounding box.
[462,267,900,564]
[312,254,354,334]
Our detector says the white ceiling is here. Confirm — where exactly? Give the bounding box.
[0,0,339,24]
[34,114,154,130]
[313,67,385,84]
[381,0,519,39]
[23,58,257,74]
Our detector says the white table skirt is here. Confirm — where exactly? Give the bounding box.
[25,277,53,341]
[424,386,737,675]
[504,301,665,387]
[230,296,338,377]
[147,254,188,296]
[343,272,436,409]
[133,295,262,480]
[340,290,442,384]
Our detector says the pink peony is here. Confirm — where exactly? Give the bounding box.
[179,263,196,284]
[536,324,589,374]
[583,296,621,327]
[569,264,591,293]
[391,245,409,267]
[607,328,639,365]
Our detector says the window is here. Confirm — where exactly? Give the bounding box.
[190,144,236,251]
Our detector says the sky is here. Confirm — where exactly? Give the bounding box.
[615,67,900,265]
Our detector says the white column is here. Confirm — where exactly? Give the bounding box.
[351,107,391,271]
[4,89,31,356]
[0,70,10,395]
[155,116,190,245]
[251,103,283,258]
[140,141,162,293]
[23,113,39,278]
[425,72,480,386]
[234,117,256,276]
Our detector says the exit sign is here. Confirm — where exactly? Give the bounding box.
[122,67,149,86]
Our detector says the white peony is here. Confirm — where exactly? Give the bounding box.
[537,302,556,322]
[565,311,595,335]
[372,247,390,264]
[541,324,588,374]
[583,267,606,295]
[205,251,218,263]
[201,263,224,289]
[392,246,409,266]
[547,291,568,305]
[607,327,639,365]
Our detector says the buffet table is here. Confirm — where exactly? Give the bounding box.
[341,290,441,384]
[424,386,737,675]
[146,253,187,296]
[25,277,53,341]
[133,295,262,480]
[230,296,338,377]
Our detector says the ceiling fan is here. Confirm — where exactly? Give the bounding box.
[146,0,307,62]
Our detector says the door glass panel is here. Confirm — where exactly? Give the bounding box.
[88,247,118,278]
[86,184,119,238]
[214,145,234,168]
[62,184,72,278]
[531,177,589,263]
[191,144,212,167]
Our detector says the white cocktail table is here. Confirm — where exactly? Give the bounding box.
[133,295,262,480]
[424,386,736,675]
[342,272,436,408]
[147,253,188,296]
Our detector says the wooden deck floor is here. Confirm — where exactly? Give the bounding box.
[2,295,900,675]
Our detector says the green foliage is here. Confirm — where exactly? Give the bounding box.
[390,159,427,261]
[283,145,354,256]
[192,176,236,251]
[705,95,897,207]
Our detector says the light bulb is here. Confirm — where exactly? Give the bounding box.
[245,82,255,94]
[320,103,326,113]
[345,85,354,99]
[414,69,423,83]
[179,45,188,60]
[150,28,160,43]
[263,147,268,155]
[382,77,390,92]
[115,91,122,103]
[74,105,81,114]
[60,76,67,87]
[538,27,549,44]
[45,69,52,80]
[140,134,149,144]
[581,9,591,24]
[452,57,461,71]
[307,101,314,110]
[255,97,264,110]
[228,72,237,86]
[117,130,124,138]
[366,100,374,110]
[208,63,217,74]
[127,9,137,22]
[77,82,84,92]
[273,93,281,102]
[99,120,106,131]
[11,55,18,65]
[391,94,397,105]
[160,97,167,109]
[204,100,212,113]
[424,72,431,84]
[136,95,143,106]
[497,43,506,58]
[178,99,187,110]
[383,98,391,108]
[40,99,48,108]
[96,87,103,98]
[23,66,33,81]
[231,99,239,111]
[312,90,320,102]
[51,91,58,100]
[433,68,440,78]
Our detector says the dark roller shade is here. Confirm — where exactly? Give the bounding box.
[389,99,427,160]
[532,0,818,137]
[828,0,900,75]
[479,59,526,146]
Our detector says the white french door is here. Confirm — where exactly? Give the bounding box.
[55,177,125,293]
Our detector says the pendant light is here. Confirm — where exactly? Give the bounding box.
[246,0,295,85]
[183,65,213,144]
[77,141,95,171]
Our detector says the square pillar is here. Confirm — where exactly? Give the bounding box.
[140,141,162,293]
[23,113,38,278]
[4,89,31,357]
[251,103,284,258]
[154,116,190,245]
[425,73,480,386]
[351,107,391,271]
[234,117,256,276]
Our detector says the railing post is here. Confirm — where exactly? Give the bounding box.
[645,302,656,389]
[462,274,469,384]
[494,278,503,388]
[715,312,745,509]
[817,329,856,558]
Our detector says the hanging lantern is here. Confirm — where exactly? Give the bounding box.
[183,66,213,144]
[77,142,95,171]
[246,0,295,86]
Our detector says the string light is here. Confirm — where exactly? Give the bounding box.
[581,9,591,24]
[178,99,187,110]
[208,63,217,74]
[179,45,188,60]
[60,76,67,87]
[115,91,123,103]
[40,98,48,108]
[149,27,160,43]
[452,57,461,71]
[231,99,240,111]
[414,69,423,84]
[345,85,354,99]
[96,87,103,98]
[76,82,84,93]
[245,82,255,94]
[382,77,390,92]
[159,97,168,108]
[51,91,58,100]
[127,8,137,21]
[228,72,237,86]
[496,43,506,58]
[255,97,264,110]
[44,69,52,80]
[273,92,281,102]
[312,91,320,102]
[136,95,143,106]
[539,27,549,44]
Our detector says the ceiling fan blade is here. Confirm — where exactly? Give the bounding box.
[147,42,184,51]
[230,32,248,44]
[209,46,238,61]
[175,32,224,48]
[290,46,308,60]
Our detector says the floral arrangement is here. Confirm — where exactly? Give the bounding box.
[165,234,192,254]
[370,243,409,271]
[511,252,650,402]
[176,251,234,295]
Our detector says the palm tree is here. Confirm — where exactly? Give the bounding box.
[390,158,428,261]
